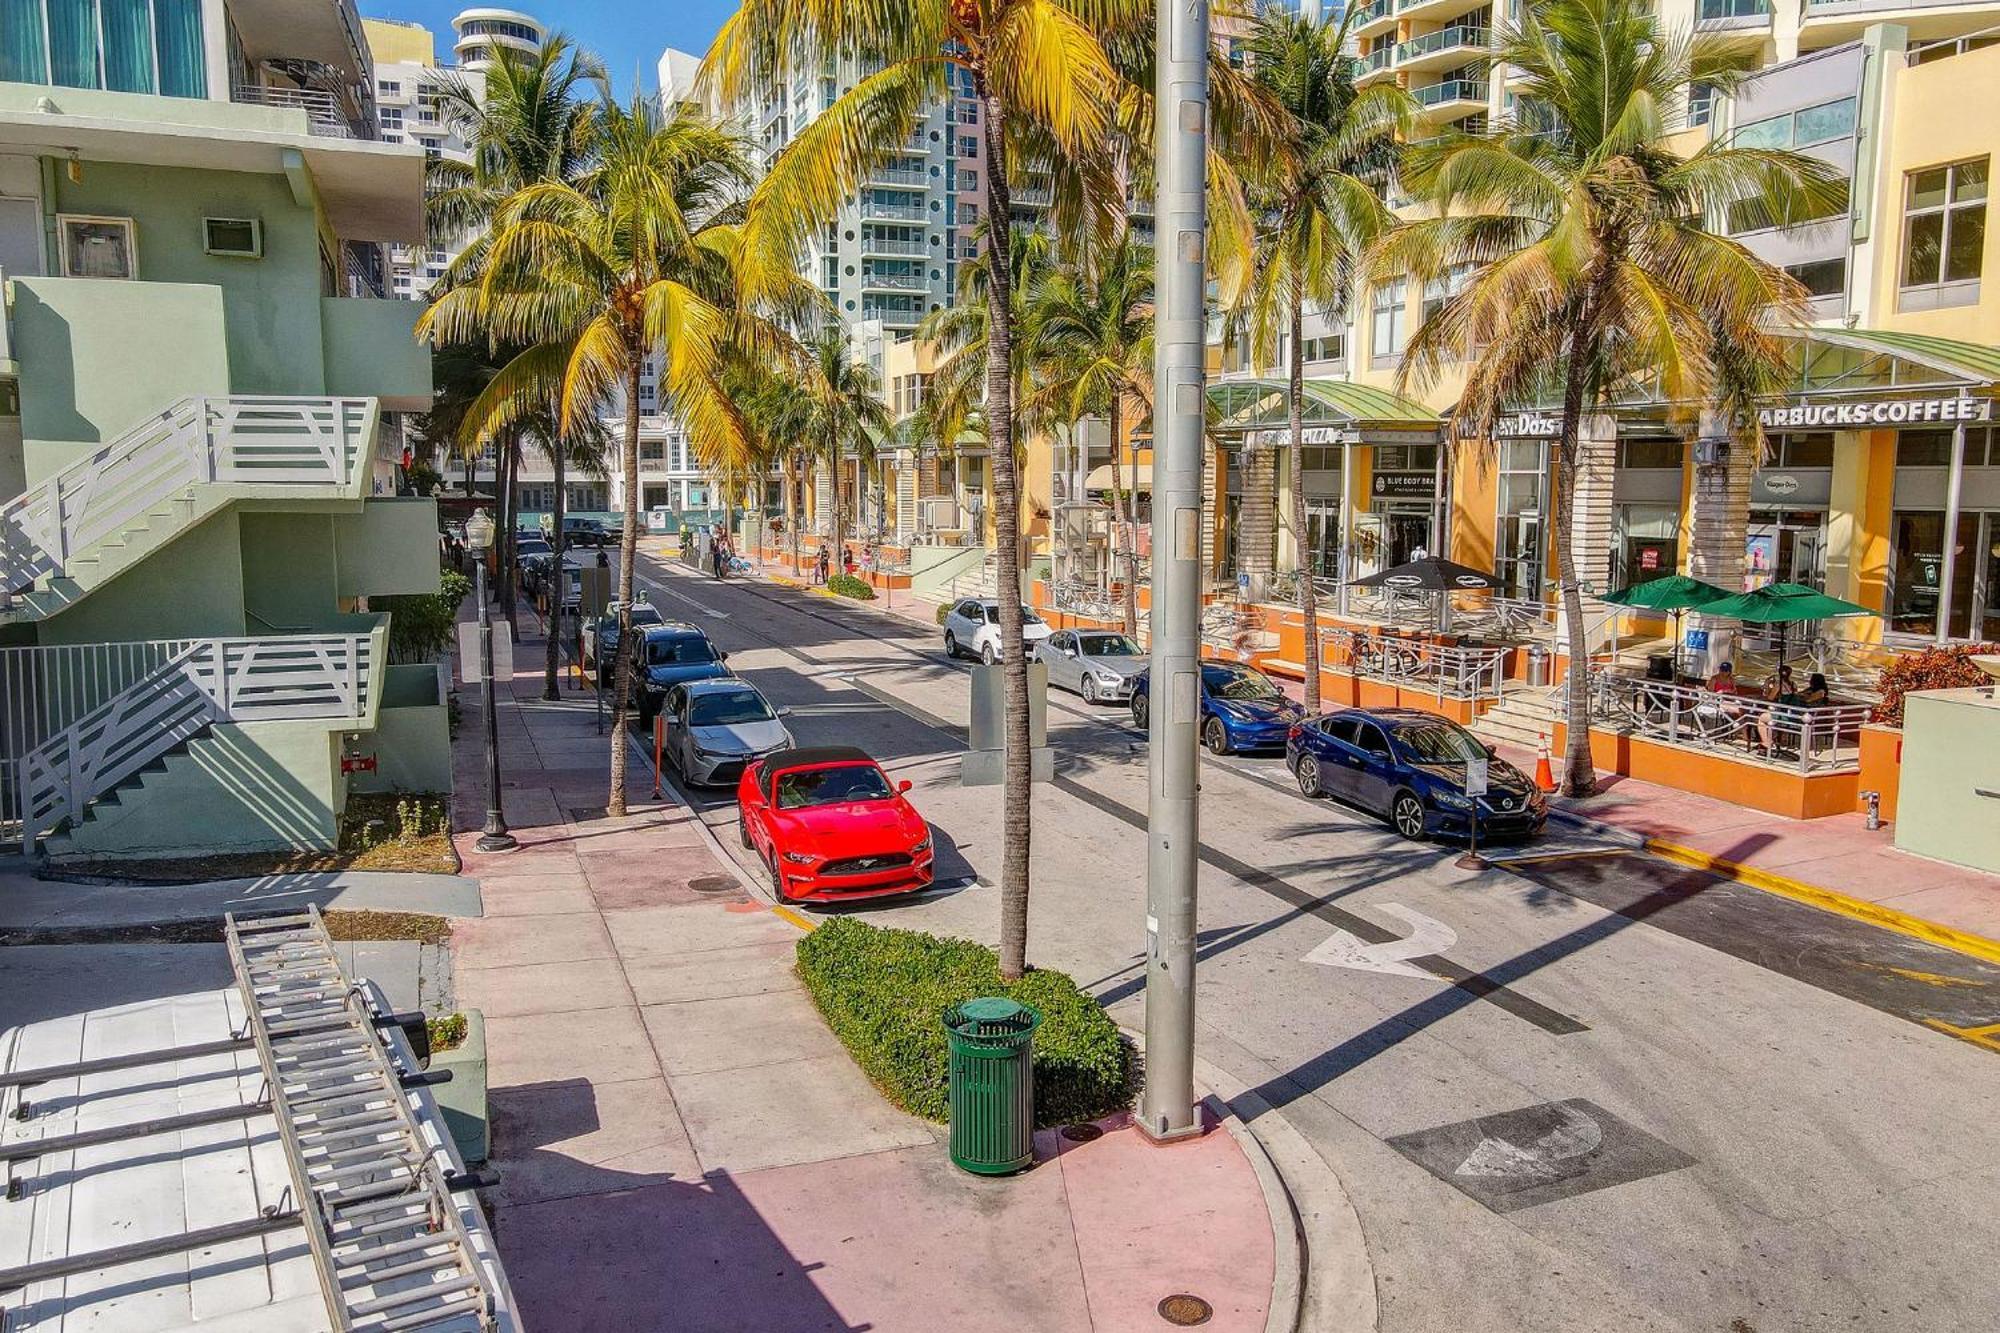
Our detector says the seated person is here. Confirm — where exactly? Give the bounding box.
[1707,661,1740,695]
[1755,664,1800,754]
[1800,672,1831,706]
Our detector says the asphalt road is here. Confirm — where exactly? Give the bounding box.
[625,545,2000,1333]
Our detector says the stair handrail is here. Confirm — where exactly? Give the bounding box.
[2,396,377,605]
[16,630,379,848]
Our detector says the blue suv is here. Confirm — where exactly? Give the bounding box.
[1130,662,1305,754]
[628,623,731,725]
[1285,707,1546,842]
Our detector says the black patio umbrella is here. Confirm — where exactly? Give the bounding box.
[1349,557,1504,593]
[1349,557,1504,632]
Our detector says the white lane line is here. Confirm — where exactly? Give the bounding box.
[635,570,731,618]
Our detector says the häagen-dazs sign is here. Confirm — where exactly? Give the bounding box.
[1758,397,1991,428]
[1495,412,1562,438]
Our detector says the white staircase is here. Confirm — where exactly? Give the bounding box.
[10,628,384,852]
[2,396,376,620]
[1471,682,1565,751]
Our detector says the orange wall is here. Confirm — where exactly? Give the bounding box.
[1857,724,1903,824]
[1552,722,1860,820]
[1450,446,1497,570]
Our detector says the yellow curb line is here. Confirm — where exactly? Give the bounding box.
[1645,838,2000,968]
[770,904,817,933]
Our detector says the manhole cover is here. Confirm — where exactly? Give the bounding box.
[1059,1123,1103,1143]
[687,875,737,894]
[1157,1294,1212,1326]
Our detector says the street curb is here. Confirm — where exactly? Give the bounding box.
[1188,1052,1377,1333]
[1643,837,2000,967]
[1543,801,2000,966]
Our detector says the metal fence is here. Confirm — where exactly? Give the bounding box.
[1591,674,1870,774]
[1321,628,1510,703]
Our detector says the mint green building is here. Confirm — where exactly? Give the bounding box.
[0,0,449,861]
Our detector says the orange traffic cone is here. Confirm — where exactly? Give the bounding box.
[1533,736,1557,793]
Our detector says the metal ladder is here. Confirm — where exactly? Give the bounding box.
[226,907,498,1332]
[0,906,499,1331]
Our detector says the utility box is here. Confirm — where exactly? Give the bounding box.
[1894,685,2000,873]
[962,661,1054,786]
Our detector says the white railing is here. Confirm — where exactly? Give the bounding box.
[1590,674,1870,775]
[14,630,382,847]
[861,235,928,257]
[1322,628,1509,703]
[2,396,374,604]
[231,84,369,139]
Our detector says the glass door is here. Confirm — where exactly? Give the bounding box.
[1979,512,2000,641]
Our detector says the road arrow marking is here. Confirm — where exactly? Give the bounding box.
[1301,903,1456,979]
[1454,1104,1603,1181]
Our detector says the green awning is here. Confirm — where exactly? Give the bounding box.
[1772,325,2000,397]
[1199,376,1440,435]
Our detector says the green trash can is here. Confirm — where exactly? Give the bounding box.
[942,997,1042,1175]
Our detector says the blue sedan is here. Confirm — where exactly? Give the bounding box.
[1130,662,1305,755]
[1285,707,1547,842]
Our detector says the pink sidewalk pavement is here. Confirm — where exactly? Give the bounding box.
[445,606,1283,1332]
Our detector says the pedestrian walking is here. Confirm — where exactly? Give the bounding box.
[816,547,830,585]
[842,544,857,577]
[712,531,731,580]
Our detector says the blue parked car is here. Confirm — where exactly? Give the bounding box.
[1285,707,1546,842]
[628,622,732,725]
[1129,662,1305,754]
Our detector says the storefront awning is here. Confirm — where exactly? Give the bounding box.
[1085,463,1151,490]
[1772,325,2000,398]
[1206,377,1440,438]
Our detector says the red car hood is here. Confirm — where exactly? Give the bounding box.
[775,799,925,856]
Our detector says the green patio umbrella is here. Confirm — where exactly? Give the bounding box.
[1600,575,1733,676]
[1699,582,1878,671]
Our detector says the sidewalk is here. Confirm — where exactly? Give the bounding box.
[446,607,1283,1332]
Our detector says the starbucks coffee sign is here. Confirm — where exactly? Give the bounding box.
[1758,396,1991,429]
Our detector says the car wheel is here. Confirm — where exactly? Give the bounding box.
[737,812,751,849]
[1203,716,1231,756]
[1391,791,1427,841]
[980,642,997,666]
[944,631,959,659]
[1081,675,1098,704]
[1296,755,1323,798]
[1131,693,1149,730]
[767,851,788,902]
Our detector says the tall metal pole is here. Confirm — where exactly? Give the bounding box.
[1142,0,1209,1143]
[474,557,516,853]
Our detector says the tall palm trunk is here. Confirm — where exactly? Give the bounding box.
[1553,326,1596,797]
[980,82,1033,981]
[1290,294,1320,711]
[543,435,566,700]
[788,451,802,577]
[828,448,846,565]
[1105,403,1137,636]
[607,356,642,818]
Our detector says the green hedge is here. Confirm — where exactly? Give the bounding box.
[796,918,1134,1128]
[935,602,952,625]
[826,573,876,600]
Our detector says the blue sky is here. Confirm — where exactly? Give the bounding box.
[361,0,736,98]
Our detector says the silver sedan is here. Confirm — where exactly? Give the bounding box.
[661,678,793,786]
[1034,629,1148,704]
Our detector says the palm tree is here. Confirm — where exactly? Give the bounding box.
[1380,0,1841,795]
[1022,234,1154,636]
[733,368,815,576]
[708,5,1139,976]
[1234,5,1411,713]
[422,97,796,818]
[795,328,893,566]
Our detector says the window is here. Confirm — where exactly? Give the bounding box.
[59,215,135,278]
[1301,333,1344,363]
[1731,97,1856,152]
[955,100,978,125]
[1785,257,1846,299]
[379,108,404,131]
[378,79,400,97]
[1768,432,1833,468]
[958,170,977,192]
[1619,437,1684,469]
[1901,158,1987,297]
[1422,263,1473,323]
[1728,177,1849,234]
[1369,278,1407,366]
[959,135,978,159]
[5,0,207,97]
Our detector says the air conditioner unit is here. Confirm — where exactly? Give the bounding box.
[203,217,262,258]
[1693,436,1730,466]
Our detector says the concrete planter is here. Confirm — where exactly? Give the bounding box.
[430,1008,489,1165]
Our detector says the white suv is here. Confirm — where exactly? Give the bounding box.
[941,598,1053,665]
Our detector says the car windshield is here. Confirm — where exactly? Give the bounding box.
[647,635,717,666]
[1079,634,1140,657]
[689,688,773,727]
[1202,665,1283,702]
[775,764,893,809]
[982,605,1043,625]
[1391,721,1485,764]
[516,540,551,557]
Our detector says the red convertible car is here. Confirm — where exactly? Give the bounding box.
[737,746,934,903]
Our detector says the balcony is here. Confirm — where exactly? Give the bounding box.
[1696,0,1772,28]
[861,301,924,325]
[1395,0,1482,20]
[1396,26,1491,74]
[230,84,373,140]
[860,272,929,293]
[861,200,928,222]
[1412,78,1490,117]
[860,234,929,257]
[1352,0,1397,35]
[1358,48,1396,85]
[869,165,931,189]
[1012,185,1053,207]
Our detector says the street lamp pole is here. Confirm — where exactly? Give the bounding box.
[1142,0,1209,1142]
[466,509,516,854]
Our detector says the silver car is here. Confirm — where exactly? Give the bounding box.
[1035,629,1148,704]
[661,678,793,787]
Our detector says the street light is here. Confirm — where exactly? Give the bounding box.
[463,508,516,853]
